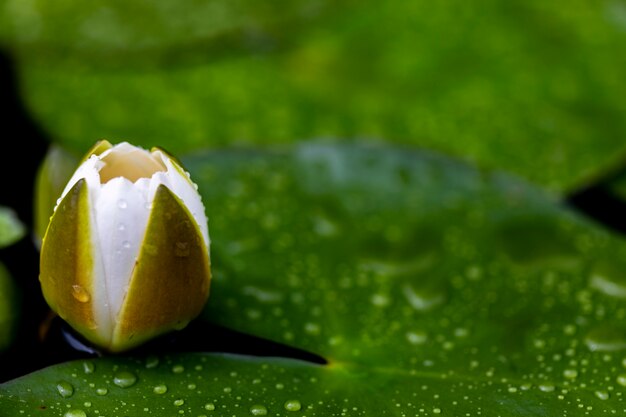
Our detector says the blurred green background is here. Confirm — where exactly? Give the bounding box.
[1,0,625,193]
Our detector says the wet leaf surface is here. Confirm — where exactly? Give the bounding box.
[4,143,626,415]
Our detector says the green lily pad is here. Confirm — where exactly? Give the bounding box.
[0,206,24,249]
[2,1,626,191]
[4,143,626,414]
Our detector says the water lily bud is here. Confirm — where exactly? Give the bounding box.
[39,141,211,352]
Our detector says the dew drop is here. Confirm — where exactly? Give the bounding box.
[113,371,137,388]
[64,410,87,417]
[538,383,555,392]
[205,403,216,411]
[454,328,469,338]
[563,369,578,379]
[590,265,626,299]
[172,364,184,374]
[370,293,390,307]
[175,242,190,257]
[82,362,95,374]
[71,285,90,303]
[402,284,445,311]
[406,331,428,345]
[56,381,74,398]
[118,223,126,231]
[153,384,168,394]
[174,399,185,406]
[250,404,268,415]
[284,399,302,411]
[122,241,131,249]
[96,388,108,396]
[304,322,321,335]
[145,356,159,369]
[584,326,626,352]
[617,374,626,386]
[433,408,442,414]
[117,199,128,209]
[595,390,610,400]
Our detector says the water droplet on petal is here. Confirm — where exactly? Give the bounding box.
[113,371,137,388]
[284,399,302,411]
[122,241,131,249]
[250,405,268,415]
[118,223,126,231]
[71,285,90,303]
[175,241,190,257]
[56,381,74,398]
[117,199,128,209]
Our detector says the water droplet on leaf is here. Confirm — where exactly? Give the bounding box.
[250,405,268,415]
[153,384,167,394]
[56,381,74,398]
[82,362,95,374]
[64,410,87,417]
[113,371,137,388]
[284,400,302,411]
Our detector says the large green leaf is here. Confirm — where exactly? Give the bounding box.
[4,143,626,415]
[2,1,626,191]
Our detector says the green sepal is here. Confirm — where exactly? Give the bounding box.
[33,145,79,245]
[111,184,211,352]
[80,139,113,164]
[39,179,105,347]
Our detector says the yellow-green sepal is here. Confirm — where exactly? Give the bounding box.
[39,179,105,347]
[80,139,113,164]
[33,145,79,246]
[111,184,211,352]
